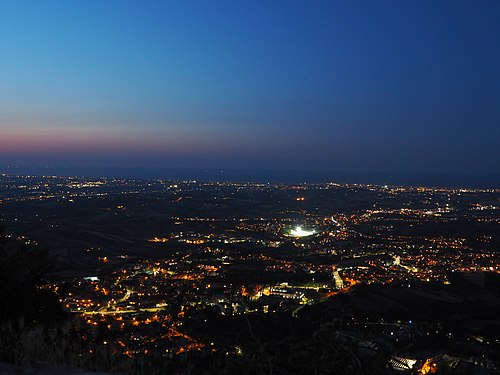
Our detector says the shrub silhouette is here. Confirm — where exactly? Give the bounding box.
[0,225,66,364]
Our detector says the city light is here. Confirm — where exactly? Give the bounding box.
[288,226,316,237]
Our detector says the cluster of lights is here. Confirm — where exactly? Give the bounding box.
[289,226,315,237]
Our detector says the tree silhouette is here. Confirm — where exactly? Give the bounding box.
[0,225,65,329]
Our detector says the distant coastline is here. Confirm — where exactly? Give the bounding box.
[1,166,499,189]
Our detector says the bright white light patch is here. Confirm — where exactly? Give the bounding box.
[289,226,315,237]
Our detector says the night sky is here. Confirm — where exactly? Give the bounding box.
[1,1,499,177]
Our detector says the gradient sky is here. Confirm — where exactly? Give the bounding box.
[1,0,499,174]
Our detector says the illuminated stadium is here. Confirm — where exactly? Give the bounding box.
[286,226,316,238]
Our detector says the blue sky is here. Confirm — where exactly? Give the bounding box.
[1,0,499,174]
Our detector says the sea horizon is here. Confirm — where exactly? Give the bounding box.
[1,165,499,189]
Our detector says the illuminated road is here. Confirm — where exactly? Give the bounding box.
[81,306,166,315]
